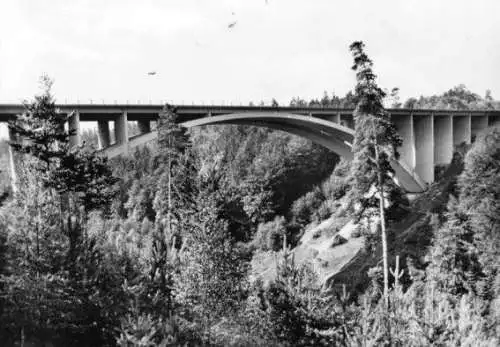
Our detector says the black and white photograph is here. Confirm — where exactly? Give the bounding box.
[0,0,499,346]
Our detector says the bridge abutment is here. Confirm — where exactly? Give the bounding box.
[414,114,434,184]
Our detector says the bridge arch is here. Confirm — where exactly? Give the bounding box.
[181,112,426,193]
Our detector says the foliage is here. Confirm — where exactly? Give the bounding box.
[8,76,69,176]
[290,187,324,228]
[8,76,118,214]
[403,84,500,110]
[252,215,287,251]
[290,90,357,108]
[428,127,500,300]
[173,177,248,343]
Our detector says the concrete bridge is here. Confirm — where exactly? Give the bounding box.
[1,104,499,193]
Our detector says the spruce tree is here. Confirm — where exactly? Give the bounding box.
[349,41,403,307]
[7,77,119,278]
[151,104,197,305]
[8,76,118,214]
[8,76,69,178]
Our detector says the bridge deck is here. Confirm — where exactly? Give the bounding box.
[1,104,499,122]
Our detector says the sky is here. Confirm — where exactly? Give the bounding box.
[1,0,500,138]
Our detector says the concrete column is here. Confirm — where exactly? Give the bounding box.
[8,127,18,193]
[68,111,81,147]
[453,115,471,145]
[433,115,453,165]
[137,120,151,134]
[335,112,341,124]
[414,114,434,184]
[341,114,354,129]
[471,115,489,142]
[97,120,111,149]
[115,111,129,146]
[489,115,500,127]
[392,114,415,170]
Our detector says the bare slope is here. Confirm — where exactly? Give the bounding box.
[251,156,463,293]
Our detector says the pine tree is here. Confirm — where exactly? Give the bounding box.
[349,41,403,307]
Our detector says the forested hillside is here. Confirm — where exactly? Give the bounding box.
[0,44,499,346]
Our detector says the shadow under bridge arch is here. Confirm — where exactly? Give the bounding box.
[181,112,426,193]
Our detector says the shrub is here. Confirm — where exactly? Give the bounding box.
[252,216,287,251]
[330,234,347,247]
[290,187,324,228]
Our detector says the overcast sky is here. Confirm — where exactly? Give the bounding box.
[1,0,500,138]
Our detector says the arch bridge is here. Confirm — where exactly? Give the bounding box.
[1,104,500,193]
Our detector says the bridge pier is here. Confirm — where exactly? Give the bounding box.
[115,112,129,154]
[489,115,500,127]
[471,115,489,142]
[433,115,453,165]
[8,127,18,193]
[414,114,434,184]
[453,115,471,146]
[68,111,81,147]
[340,114,354,128]
[392,114,415,170]
[137,120,151,134]
[97,120,111,149]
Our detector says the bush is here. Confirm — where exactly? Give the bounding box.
[350,227,362,238]
[322,158,351,201]
[252,216,287,251]
[330,234,347,247]
[290,187,324,228]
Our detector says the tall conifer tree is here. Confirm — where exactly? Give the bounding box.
[349,41,402,307]
[151,104,197,302]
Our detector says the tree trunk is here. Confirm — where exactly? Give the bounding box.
[374,144,389,308]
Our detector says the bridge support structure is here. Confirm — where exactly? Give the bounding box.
[471,115,488,142]
[115,112,128,146]
[413,114,434,184]
[69,111,81,147]
[8,127,18,193]
[138,120,151,134]
[97,120,111,149]
[489,114,500,127]
[453,115,471,146]
[392,114,415,170]
[433,115,453,165]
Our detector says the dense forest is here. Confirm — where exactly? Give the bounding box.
[0,43,499,346]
